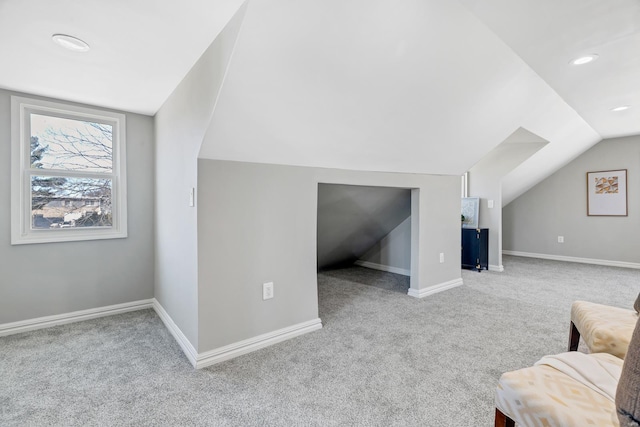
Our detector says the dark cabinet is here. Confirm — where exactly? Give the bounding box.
[461,228,488,272]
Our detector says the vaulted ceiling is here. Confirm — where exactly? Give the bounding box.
[461,0,640,139]
[1,0,638,202]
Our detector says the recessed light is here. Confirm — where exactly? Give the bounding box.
[52,34,90,52]
[610,105,630,112]
[569,54,598,66]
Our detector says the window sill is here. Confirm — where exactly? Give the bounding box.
[11,228,127,245]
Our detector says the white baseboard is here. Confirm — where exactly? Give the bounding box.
[152,299,198,368]
[195,318,323,369]
[407,278,463,298]
[0,299,154,337]
[152,300,322,370]
[1,297,322,371]
[354,260,411,276]
[489,264,504,272]
[503,250,640,270]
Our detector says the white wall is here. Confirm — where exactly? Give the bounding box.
[196,159,461,352]
[503,135,640,264]
[154,5,246,349]
[0,89,155,323]
[469,141,546,270]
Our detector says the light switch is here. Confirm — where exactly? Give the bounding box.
[488,200,494,209]
[189,188,195,207]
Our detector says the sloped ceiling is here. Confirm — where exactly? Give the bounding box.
[2,0,637,202]
[503,128,548,145]
[462,0,640,203]
[0,0,245,115]
[460,0,640,139]
[199,0,599,185]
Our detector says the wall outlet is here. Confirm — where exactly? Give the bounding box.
[557,236,564,243]
[263,282,274,300]
[439,253,445,263]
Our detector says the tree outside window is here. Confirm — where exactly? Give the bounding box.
[11,96,127,245]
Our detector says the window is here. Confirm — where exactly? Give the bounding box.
[11,96,127,244]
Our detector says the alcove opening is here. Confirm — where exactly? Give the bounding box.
[316,184,414,311]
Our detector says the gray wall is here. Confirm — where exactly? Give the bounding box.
[0,89,154,323]
[359,217,411,272]
[503,135,640,263]
[154,4,246,350]
[197,160,319,350]
[197,159,461,352]
[317,184,410,269]
[469,141,546,269]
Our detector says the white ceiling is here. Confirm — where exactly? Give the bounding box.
[460,0,640,139]
[0,0,244,115]
[1,0,638,200]
[199,0,599,179]
[503,128,548,144]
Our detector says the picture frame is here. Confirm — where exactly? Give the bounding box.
[461,197,479,228]
[587,169,627,216]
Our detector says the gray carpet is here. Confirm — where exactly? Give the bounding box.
[1,256,638,426]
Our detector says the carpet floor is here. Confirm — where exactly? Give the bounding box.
[1,256,638,426]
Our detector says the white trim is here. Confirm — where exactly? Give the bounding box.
[489,264,504,272]
[0,299,153,337]
[195,318,323,369]
[11,95,127,245]
[407,278,463,298]
[354,260,411,276]
[152,299,198,367]
[503,250,640,270]
[0,297,323,371]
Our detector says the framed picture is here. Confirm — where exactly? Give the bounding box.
[587,169,627,216]
[461,197,479,228]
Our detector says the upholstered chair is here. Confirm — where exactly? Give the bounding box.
[495,295,640,427]
[569,298,639,359]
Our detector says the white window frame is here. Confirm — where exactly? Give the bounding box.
[11,96,128,245]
